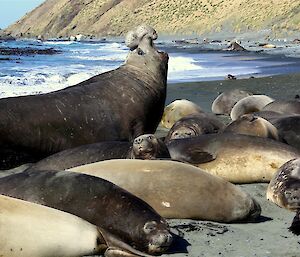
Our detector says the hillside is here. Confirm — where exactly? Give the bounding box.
[4,0,300,38]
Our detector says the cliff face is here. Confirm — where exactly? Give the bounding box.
[4,0,300,38]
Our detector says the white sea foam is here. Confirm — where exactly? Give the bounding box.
[44,41,77,46]
[168,56,203,72]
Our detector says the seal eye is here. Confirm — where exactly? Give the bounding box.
[137,48,145,56]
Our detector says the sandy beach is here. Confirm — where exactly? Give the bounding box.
[157,73,300,257]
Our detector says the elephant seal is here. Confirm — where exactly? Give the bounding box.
[68,159,261,222]
[267,158,300,235]
[0,194,152,257]
[161,99,203,129]
[0,170,173,254]
[212,89,252,115]
[0,26,168,169]
[167,133,300,183]
[223,114,279,140]
[131,134,170,160]
[271,115,300,150]
[31,141,132,171]
[230,95,274,121]
[164,114,225,143]
[30,134,169,171]
[263,100,300,115]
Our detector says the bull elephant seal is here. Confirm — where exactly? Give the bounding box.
[267,158,300,235]
[230,95,274,121]
[212,89,252,115]
[0,170,172,254]
[0,26,168,169]
[223,114,279,140]
[167,133,300,183]
[131,134,170,159]
[0,195,152,257]
[262,100,300,115]
[164,114,225,143]
[68,159,261,222]
[161,99,203,129]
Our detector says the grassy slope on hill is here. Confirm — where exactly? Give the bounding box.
[4,0,300,38]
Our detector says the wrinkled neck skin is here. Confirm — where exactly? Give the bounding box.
[124,36,168,85]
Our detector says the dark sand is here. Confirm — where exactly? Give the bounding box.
[159,73,300,257]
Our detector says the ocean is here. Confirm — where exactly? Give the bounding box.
[1,39,300,98]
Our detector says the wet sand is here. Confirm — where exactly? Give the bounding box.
[160,73,300,257]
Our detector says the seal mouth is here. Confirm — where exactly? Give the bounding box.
[148,233,173,254]
[158,51,169,61]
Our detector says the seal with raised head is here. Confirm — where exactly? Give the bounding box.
[164,114,225,143]
[267,158,300,235]
[0,194,152,257]
[68,159,261,222]
[230,95,274,121]
[167,133,300,183]
[161,99,203,129]
[0,25,168,169]
[0,169,173,254]
[212,89,252,115]
[223,114,279,140]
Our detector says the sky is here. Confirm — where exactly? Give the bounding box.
[0,0,44,29]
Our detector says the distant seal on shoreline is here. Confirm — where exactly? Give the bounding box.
[0,169,173,254]
[69,159,261,222]
[211,89,252,115]
[164,114,225,142]
[223,114,279,140]
[0,195,151,257]
[167,133,300,183]
[0,25,169,169]
[161,99,203,129]
[230,95,274,121]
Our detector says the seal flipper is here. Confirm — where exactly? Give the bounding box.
[98,228,153,257]
[186,147,217,164]
[289,210,300,235]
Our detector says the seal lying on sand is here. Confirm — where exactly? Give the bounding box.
[0,194,151,257]
[262,100,300,115]
[0,170,173,254]
[29,134,169,171]
[0,25,168,169]
[267,158,300,235]
[167,134,300,183]
[68,159,261,222]
[223,114,279,140]
[164,114,225,143]
[230,95,274,121]
[212,89,252,115]
[161,99,203,129]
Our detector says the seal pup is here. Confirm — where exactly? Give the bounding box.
[223,114,279,140]
[0,170,173,254]
[230,95,274,121]
[0,194,152,257]
[267,158,300,235]
[167,133,300,183]
[164,114,225,143]
[68,159,261,222]
[211,89,252,115]
[131,134,170,160]
[30,134,169,171]
[0,25,169,169]
[161,99,203,129]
